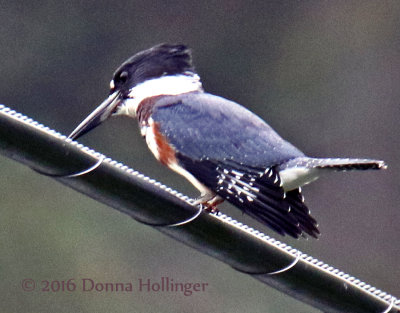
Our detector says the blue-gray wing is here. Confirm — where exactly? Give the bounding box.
[149,93,319,238]
[151,92,304,167]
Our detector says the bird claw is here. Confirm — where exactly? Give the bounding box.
[194,193,223,215]
[203,204,220,214]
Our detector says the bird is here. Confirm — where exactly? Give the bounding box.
[68,43,387,238]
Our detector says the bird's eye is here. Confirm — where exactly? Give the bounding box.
[117,71,128,83]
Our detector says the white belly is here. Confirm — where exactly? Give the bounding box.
[279,167,320,191]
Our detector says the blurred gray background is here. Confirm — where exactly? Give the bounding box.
[0,1,399,312]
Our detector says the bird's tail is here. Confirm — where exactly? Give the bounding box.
[312,158,386,171]
[281,157,387,171]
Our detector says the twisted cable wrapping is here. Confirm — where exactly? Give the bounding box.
[0,104,398,313]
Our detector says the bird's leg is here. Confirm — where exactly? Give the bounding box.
[194,192,224,214]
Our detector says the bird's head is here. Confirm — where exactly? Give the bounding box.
[68,43,202,140]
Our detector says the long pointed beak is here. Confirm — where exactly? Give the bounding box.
[68,91,121,140]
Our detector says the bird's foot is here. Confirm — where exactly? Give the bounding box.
[194,193,223,214]
[203,204,220,214]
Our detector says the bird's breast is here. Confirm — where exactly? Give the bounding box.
[136,95,165,126]
[145,117,177,166]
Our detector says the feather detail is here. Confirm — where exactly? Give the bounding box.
[178,155,320,238]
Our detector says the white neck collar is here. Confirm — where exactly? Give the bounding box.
[115,74,203,117]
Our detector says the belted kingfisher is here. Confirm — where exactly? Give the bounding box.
[69,43,386,238]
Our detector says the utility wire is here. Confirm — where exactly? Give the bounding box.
[0,104,398,313]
